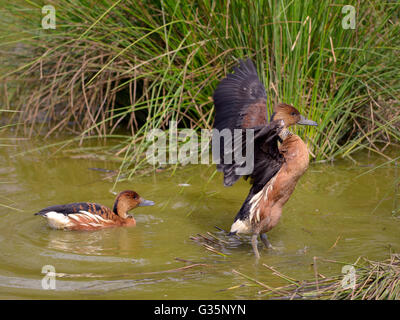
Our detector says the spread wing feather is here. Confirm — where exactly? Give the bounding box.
[213,59,268,131]
[212,58,283,188]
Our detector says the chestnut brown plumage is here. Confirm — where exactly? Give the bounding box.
[34,190,154,231]
[213,59,317,258]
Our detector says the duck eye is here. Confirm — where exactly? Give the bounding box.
[291,112,296,116]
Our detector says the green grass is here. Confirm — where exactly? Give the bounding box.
[0,0,399,177]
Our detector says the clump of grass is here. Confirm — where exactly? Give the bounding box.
[190,230,233,257]
[1,1,399,177]
[232,254,400,300]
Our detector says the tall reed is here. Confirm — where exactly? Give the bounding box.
[1,0,399,176]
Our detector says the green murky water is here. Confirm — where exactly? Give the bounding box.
[0,133,399,299]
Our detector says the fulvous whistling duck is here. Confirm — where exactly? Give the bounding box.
[34,190,154,231]
[213,59,317,258]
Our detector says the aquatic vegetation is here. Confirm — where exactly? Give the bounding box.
[192,230,400,299]
[0,0,399,178]
[233,254,400,300]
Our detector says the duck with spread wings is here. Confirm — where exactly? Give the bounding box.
[213,59,317,258]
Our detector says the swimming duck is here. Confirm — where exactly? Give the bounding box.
[213,59,317,258]
[34,190,154,231]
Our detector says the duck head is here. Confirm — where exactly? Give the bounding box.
[271,103,318,128]
[113,190,155,219]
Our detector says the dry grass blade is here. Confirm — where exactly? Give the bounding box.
[190,233,229,257]
[240,254,400,300]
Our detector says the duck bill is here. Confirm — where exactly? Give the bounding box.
[138,198,155,207]
[297,115,318,126]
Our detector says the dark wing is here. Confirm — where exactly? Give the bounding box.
[213,58,268,131]
[217,120,284,187]
[34,202,112,218]
[249,121,284,193]
[233,121,285,222]
[212,59,281,186]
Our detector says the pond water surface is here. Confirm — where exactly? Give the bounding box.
[0,133,399,299]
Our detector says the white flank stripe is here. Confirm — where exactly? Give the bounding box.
[79,211,111,223]
[43,211,73,230]
[42,210,112,229]
[88,222,103,227]
[248,175,277,223]
[230,219,251,234]
[96,215,109,222]
[68,214,83,222]
[79,211,99,221]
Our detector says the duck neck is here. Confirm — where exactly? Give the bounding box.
[113,199,129,219]
[279,128,292,141]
